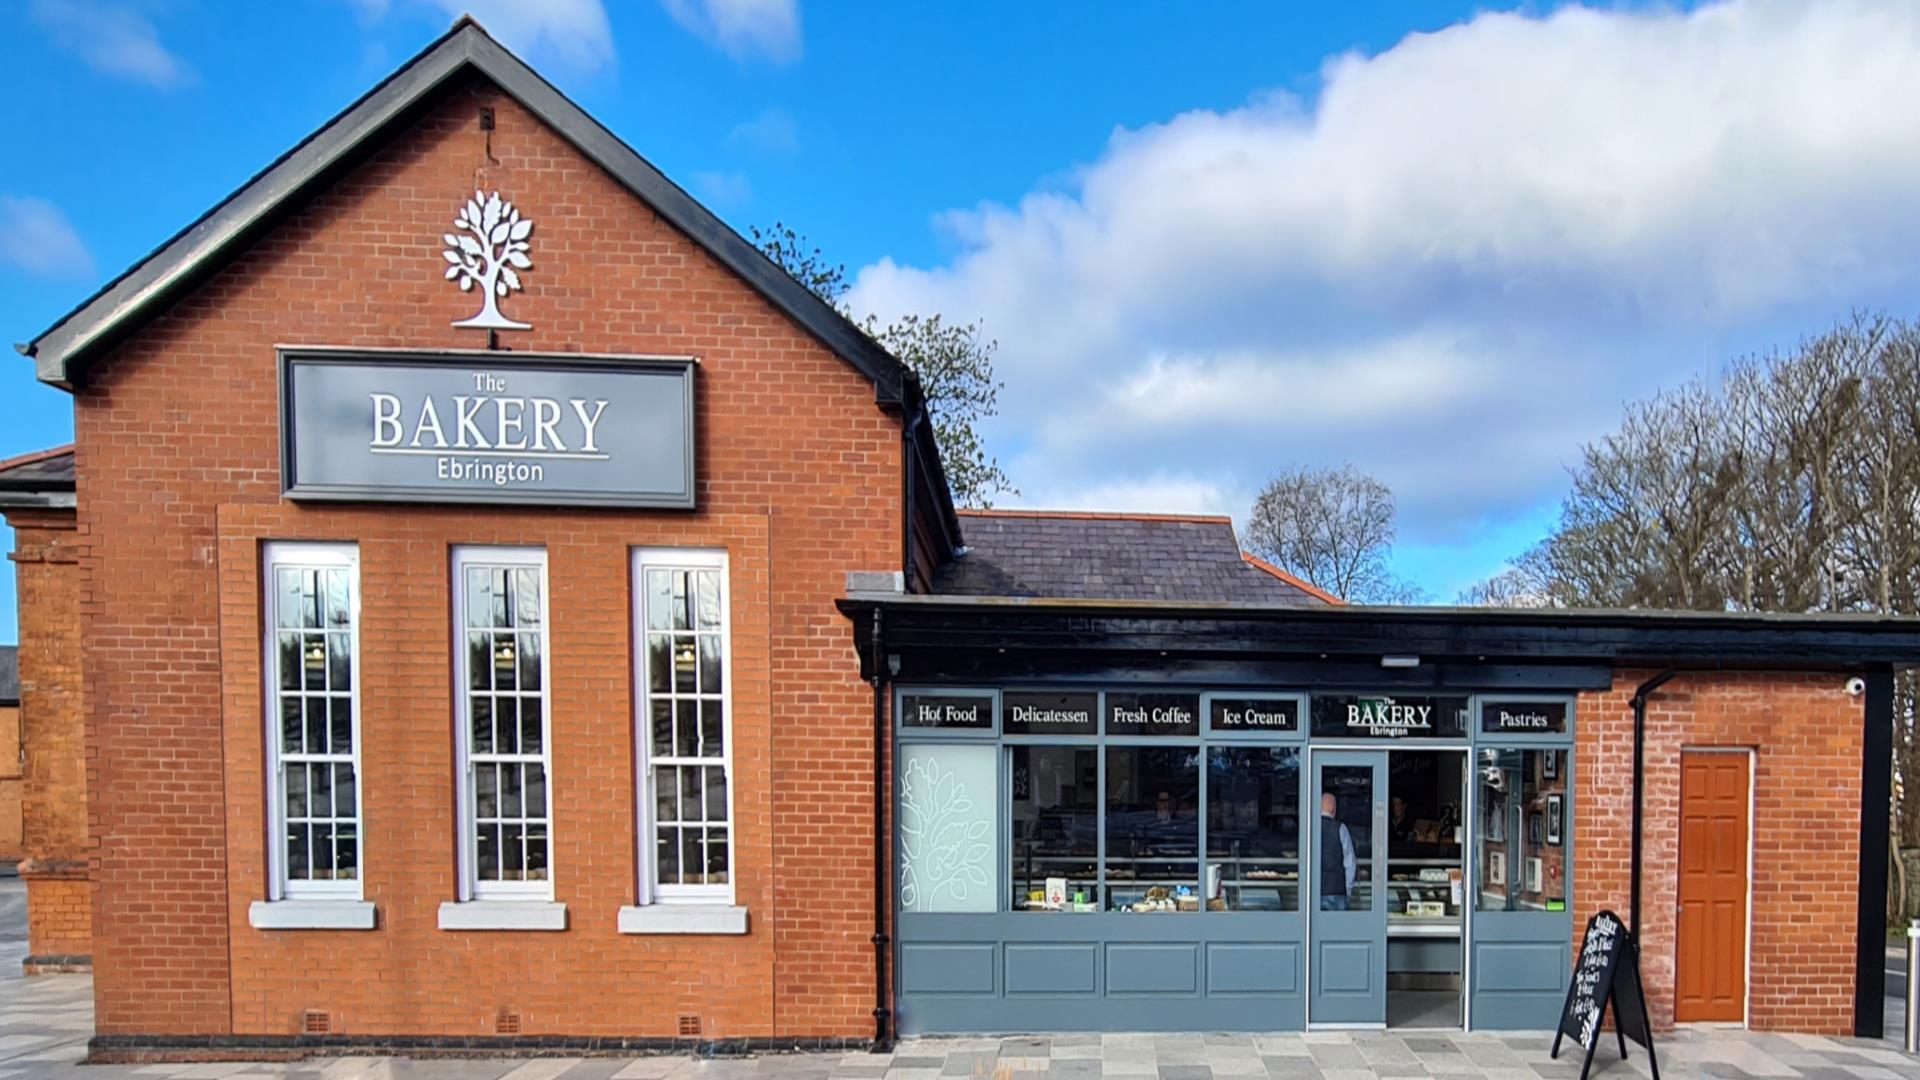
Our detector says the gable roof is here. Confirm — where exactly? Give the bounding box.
[0,444,76,510]
[18,18,915,407]
[931,509,1334,606]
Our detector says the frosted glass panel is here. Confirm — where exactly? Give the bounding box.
[899,744,998,913]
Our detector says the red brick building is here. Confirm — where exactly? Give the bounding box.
[11,17,1917,1062]
[0,446,89,975]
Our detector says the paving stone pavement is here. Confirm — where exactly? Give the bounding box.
[0,979,1915,1080]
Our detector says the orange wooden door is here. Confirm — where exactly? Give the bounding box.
[1675,751,1749,1022]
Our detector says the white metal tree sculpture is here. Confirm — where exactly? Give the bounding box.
[442,191,534,330]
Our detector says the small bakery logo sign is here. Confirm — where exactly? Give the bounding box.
[442,191,534,331]
[1347,696,1432,737]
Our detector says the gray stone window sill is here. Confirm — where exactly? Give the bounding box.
[617,904,749,935]
[248,899,376,930]
[437,900,568,931]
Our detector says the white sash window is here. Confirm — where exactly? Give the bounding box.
[263,543,362,901]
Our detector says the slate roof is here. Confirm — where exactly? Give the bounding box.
[0,647,16,705]
[0,445,76,510]
[931,510,1338,605]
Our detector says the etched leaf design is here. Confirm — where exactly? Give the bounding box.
[510,218,533,241]
[898,750,994,912]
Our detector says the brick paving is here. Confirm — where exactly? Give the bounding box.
[0,986,1915,1080]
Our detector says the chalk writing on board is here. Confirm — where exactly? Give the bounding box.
[1552,908,1658,1080]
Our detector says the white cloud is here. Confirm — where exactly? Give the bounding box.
[662,0,800,64]
[847,0,1920,559]
[0,196,94,278]
[1010,474,1242,520]
[29,0,192,89]
[355,0,616,73]
[690,169,753,209]
[729,107,799,156]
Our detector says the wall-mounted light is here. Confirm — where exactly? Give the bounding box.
[673,641,697,674]
[494,640,516,670]
[1380,655,1420,668]
[304,640,327,671]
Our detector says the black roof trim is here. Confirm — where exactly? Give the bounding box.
[839,594,1920,675]
[21,17,914,412]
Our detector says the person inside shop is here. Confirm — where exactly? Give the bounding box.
[1319,791,1356,910]
[1388,795,1417,847]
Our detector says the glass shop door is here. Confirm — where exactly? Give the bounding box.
[1308,750,1387,1026]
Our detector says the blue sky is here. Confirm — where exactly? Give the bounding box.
[8,0,1920,638]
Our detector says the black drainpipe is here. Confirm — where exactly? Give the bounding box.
[869,606,894,1051]
[1628,669,1678,937]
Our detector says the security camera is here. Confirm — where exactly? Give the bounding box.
[1846,676,1867,698]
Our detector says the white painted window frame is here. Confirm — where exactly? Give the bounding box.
[261,542,364,902]
[449,546,555,904]
[628,548,741,925]
[252,542,375,931]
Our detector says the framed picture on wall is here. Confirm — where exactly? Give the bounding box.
[1546,794,1563,846]
[1525,856,1543,893]
[1488,849,1507,886]
[1485,792,1505,842]
[1527,810,1543,846]
[1543,752,1558,780]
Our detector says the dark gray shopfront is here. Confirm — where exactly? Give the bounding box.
[893,684,1576,1033]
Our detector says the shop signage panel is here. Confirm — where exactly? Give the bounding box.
[1104,692,1200,736]
[899,692,994,731]
[279,350,696,508]
[1481,700,1570,735]
[1003,691,1099,736]
[1310,694,1467,739]
[1207,696,1300,734]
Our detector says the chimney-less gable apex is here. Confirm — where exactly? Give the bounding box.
[19,18,914,411]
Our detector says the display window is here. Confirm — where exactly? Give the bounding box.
[1475,747,1569,912]
[1009,746,1096,911]
[1207,747,1301,911]
[1104,746,1201,911]
[1385,751,1466,924]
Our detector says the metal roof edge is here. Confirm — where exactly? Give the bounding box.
[835,591,1920,630]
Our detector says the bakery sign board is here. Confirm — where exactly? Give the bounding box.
[1481,700,1570,735]
[279,350,695,508]
[1311,694,1468,739]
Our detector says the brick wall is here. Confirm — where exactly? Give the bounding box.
[3,507,90,971]
[75,74,899,1039]
[0,705,22,861]
[1576,670,1863,1034]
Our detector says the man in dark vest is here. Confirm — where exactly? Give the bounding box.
[1319,791,1357,910]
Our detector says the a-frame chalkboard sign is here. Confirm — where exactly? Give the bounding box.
[1550,909,1660,1080]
